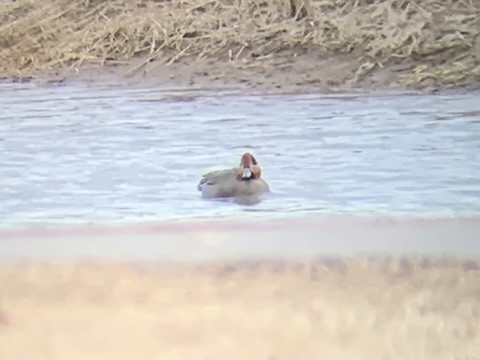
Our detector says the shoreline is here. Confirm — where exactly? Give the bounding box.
[1,215,479,262]
[3,67,480,100]
[6,55,480,95]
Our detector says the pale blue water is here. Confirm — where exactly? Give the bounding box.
[1,82,479,227]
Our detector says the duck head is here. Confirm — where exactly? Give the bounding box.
[236,152,262,181]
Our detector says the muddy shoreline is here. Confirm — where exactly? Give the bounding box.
[34,55,425,94]
[10,51,480,94]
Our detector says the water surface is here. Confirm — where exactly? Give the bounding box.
[1,82,479,227]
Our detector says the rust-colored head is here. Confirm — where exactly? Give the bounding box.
[236,152,262,181]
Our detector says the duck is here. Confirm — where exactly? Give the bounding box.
[197,152,270,199]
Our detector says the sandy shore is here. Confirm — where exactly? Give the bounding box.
[1,216,479,359]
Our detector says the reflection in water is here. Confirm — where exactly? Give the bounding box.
[0,82,479,226]
[233,195,263,206]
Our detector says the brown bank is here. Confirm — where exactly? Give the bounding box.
[1,0,479,92]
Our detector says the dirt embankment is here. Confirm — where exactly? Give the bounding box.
[1,0,479,92]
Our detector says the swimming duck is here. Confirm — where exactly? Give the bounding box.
[197,152,270,199]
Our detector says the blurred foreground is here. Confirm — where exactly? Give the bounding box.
[0,216,479,358]
[0,258,479,359]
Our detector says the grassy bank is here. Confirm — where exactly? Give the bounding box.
[1,0,479,90]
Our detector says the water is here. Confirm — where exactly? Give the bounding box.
[1,82,479,227]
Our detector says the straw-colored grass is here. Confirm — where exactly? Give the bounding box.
[0,0,479,89]
[1,258,480,359]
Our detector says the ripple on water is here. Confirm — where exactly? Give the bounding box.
[0,83,479,226]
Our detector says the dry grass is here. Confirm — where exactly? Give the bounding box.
[0,0,479,88]
[1,257,479,359]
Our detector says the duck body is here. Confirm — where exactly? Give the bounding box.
[197,153,270,199]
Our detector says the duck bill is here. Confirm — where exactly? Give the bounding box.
[241,167,252,180]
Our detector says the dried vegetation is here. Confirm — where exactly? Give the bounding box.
[0,0,479,89]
